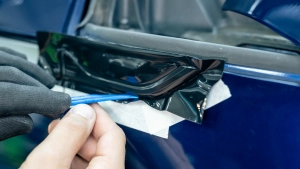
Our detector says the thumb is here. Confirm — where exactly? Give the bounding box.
[20,104,96,169]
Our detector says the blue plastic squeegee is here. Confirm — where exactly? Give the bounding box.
[71,94,138,106]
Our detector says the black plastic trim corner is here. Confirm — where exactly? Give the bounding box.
[37,32,225,123]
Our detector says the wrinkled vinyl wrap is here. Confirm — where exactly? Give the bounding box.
[2,38,231,138]
[52,80,231,138]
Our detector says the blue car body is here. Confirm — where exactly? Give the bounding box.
[0,0,86,36]
[0,0,300,169]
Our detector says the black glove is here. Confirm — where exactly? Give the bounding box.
[0,47,71,141]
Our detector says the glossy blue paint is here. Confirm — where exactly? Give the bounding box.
[122,73,300,169]
[0,0,86,36]
[1,73,299,169]
[223,0,300,47]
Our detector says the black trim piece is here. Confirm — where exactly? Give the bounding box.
[37,32,225,123]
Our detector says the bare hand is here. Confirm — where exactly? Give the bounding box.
[20,104,126,169]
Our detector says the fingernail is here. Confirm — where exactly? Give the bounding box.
[71,104,95,120]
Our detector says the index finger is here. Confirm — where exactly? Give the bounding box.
[88,103,126,169]
[0,51,56,88]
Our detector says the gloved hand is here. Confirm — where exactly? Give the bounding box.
[0,47,71,141]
